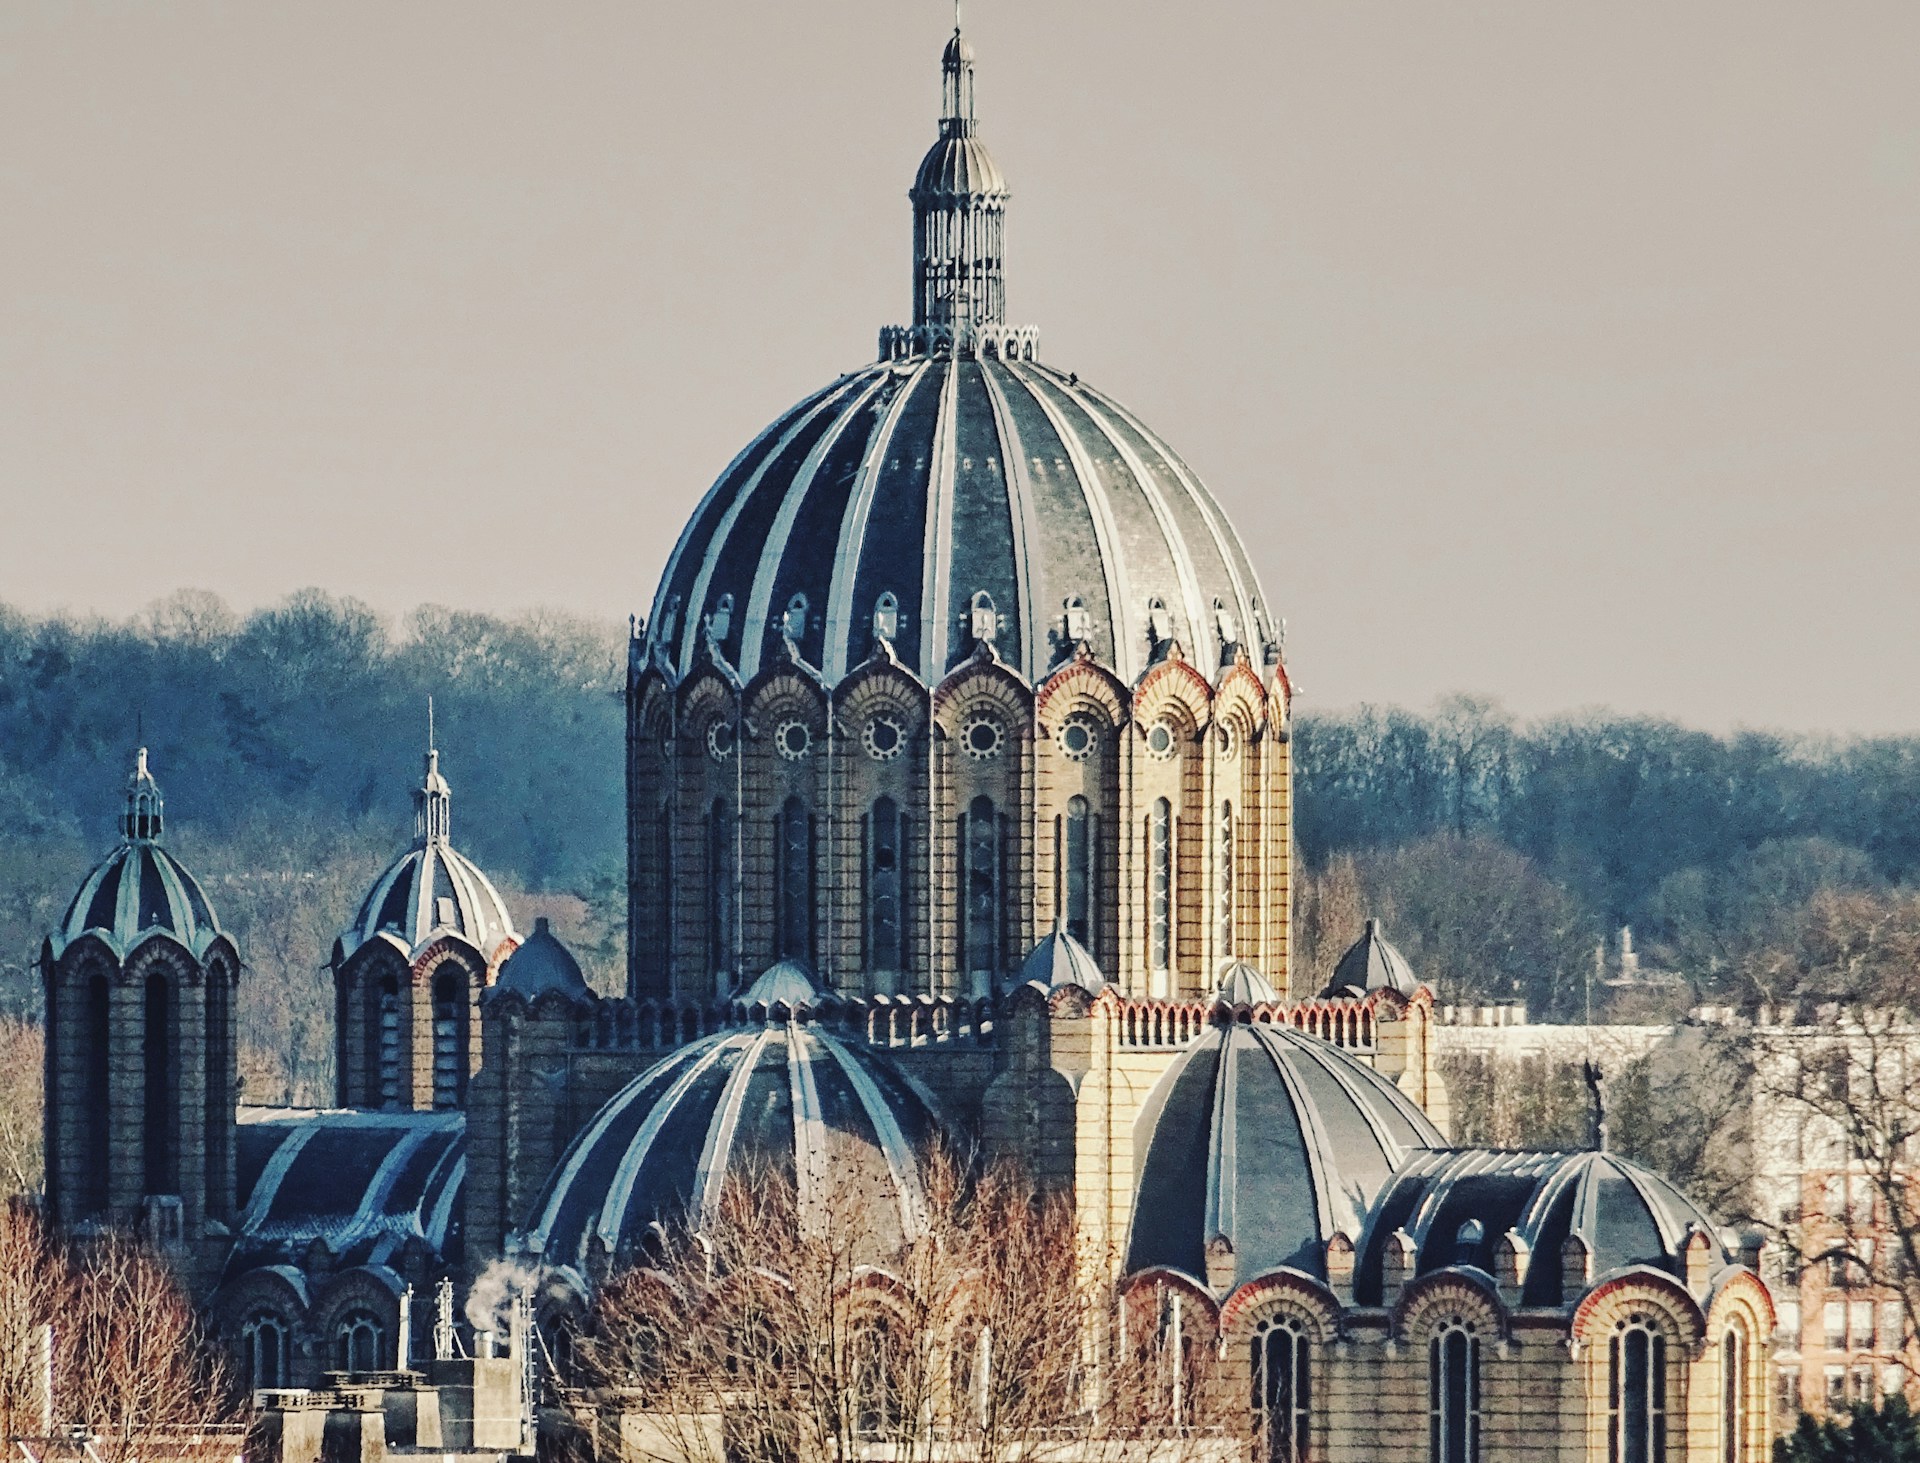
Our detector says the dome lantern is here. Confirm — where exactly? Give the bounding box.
[122,746,164,843]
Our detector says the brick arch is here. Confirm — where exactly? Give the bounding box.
[743,664,830,732]
[1219,1269,1342,1343]
[1118,1267,1224,1335]
[1569,1267,1706,1352]
[1393,1269,1508,1343]
[1132,649,1213,733]
[1211,658,1266,741]
[930,651,1033,734]
[1034,651,1129,729]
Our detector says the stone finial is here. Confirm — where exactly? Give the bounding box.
[1493,1230,1530,1309]
[1381,1229,1417,1309]
[1325,1231,1356,1304]
[1682,1225,1715,1296]
[1205,1234,1236,1295]
[1560,1233,1592,1298]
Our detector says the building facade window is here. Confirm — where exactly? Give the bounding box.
[851,1320,901,1439]
[866,797,904,975]
[1721,1327,1744,1463]
[241,1311,291,1392]
[84,967,110,1214]
[708,798,736,982]
[336,1309,386,1374]
[962,796,1001,981]
[1216,801,1234,956]
[1149,798,1173,983]
[1428,1320,1480,1463]
[1251,1314,1310,1463]
[775,797,814,964]
[1608,1315,1667,1463]
[431,968,465,1109]
[143,969,177,1194]
[1064,795,1093,946]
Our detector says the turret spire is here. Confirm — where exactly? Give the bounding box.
[121,746,164,843]
[880,22,1037,363]
[413,709,452,847]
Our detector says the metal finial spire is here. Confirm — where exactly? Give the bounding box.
[428,695,436,755]
[415,699,451,846]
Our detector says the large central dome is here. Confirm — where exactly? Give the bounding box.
[642,28,1277,689]
[647,357,1275,686]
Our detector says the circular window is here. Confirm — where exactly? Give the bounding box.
[1216,723,1237,759]
[863,715,905,761]
[1145,720,1177,760]
[962,716,1004,761]
[775,719,812,761]
[706,721,736,762]
[1059,716,1098,762]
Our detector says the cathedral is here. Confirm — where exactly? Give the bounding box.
[39,23,1775,1463]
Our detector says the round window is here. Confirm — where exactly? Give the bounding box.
[1216,723,1237,759]
[706,721,736,762]
[1145,720,1177,760]
[962,716,1004,760]
[863,715,905,761]
[775,719,812,761]
[1059,716,1098,762]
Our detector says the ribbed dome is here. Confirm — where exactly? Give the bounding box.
[1126,1023,1444,1292]
[1356,1149,1733,1308]
[341,842,515,967]
[337,749,517,969]
[490,918,591,1005]
[1322,918,1420,999]
[914,134,1006,198]
[520,1024,941,1269]
[646,358,1277,689]
[53,841,223,961]
[51,749,223,961]
[1213,961,1278,1007]
[1019,926,1105,993]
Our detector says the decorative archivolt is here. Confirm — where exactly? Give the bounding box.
[678,666,741,740]
[124,936,211,989]
[930,647,1032,735]
[1033,650,1129,731]
[409,934,502,987]
[744,666,829,735]
[1211,657,1267,743]
[1393,1270,1507,1344]
[1117,1267,1222,1332]
[1704,1268,1777,1339]
[1568,1268,1707,1354]
[1132,649,1213,734]
[836,647,931,732]
[1217,1269,1342,1342]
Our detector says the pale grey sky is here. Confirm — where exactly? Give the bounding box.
[1,2,1915,732]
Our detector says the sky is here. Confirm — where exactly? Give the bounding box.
[0,2,1915,734]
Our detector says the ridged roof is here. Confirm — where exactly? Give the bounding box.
[1018,926,1105,993]
[1214,961,1278,1006]
[490,917,591,1004]
[645,358,1276,688]
[51,749,224,962]
[519,1024,940,1270]
[1322,918,1420,999]
[1355,1148,1732,1307]
[1125,1023,1444,1293]
[230,1107,465,1275]
[337,750,517,969]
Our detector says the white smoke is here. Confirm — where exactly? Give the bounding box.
[464,1257,547,1339]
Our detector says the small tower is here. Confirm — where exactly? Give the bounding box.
[331,741,518,1111]
[41,750,239,1257]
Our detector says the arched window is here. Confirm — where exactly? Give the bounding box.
[867,797,905,974]
[639,798,672,992]
[204,961,231,1217]
[241,1311,291,1391]
[1428,1319,1481,1463]
[708,798,736,982]
[1251,1314,1310,1463]
[375,973,401,1108]
[1149,799,1173,982]
[336,1309,386,1374]
[961,796,1002,981]
[1064,796,1094,946]
[950,1323,987,1434]
[431,967,466,1109]
[1720,1326,1745,1463]
[84,966,110,1215]
[1216,801,1235,956]
[1609,1314,1666,1463]
[851,1320,902,1439]
[143,969,177,1194]
[775,797,815,964]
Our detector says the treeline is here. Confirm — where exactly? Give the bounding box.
[2,595,1917,1063]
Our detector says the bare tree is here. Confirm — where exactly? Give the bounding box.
[570,1151,1225,1463]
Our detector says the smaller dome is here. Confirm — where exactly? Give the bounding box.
[1019,926,1105,994]
[913,134,1007,199]
[337,750,516,969]
[491,918,591,1005]
[735,959,825,1012]
[1127,1022,1445,1293]
[520,1025,941,1271]
[942,29,974,66]
[51,749,222,961]
[1356,1149,1734,1308]
[1213,961,1277,1007]
[1322,918,1420,999]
